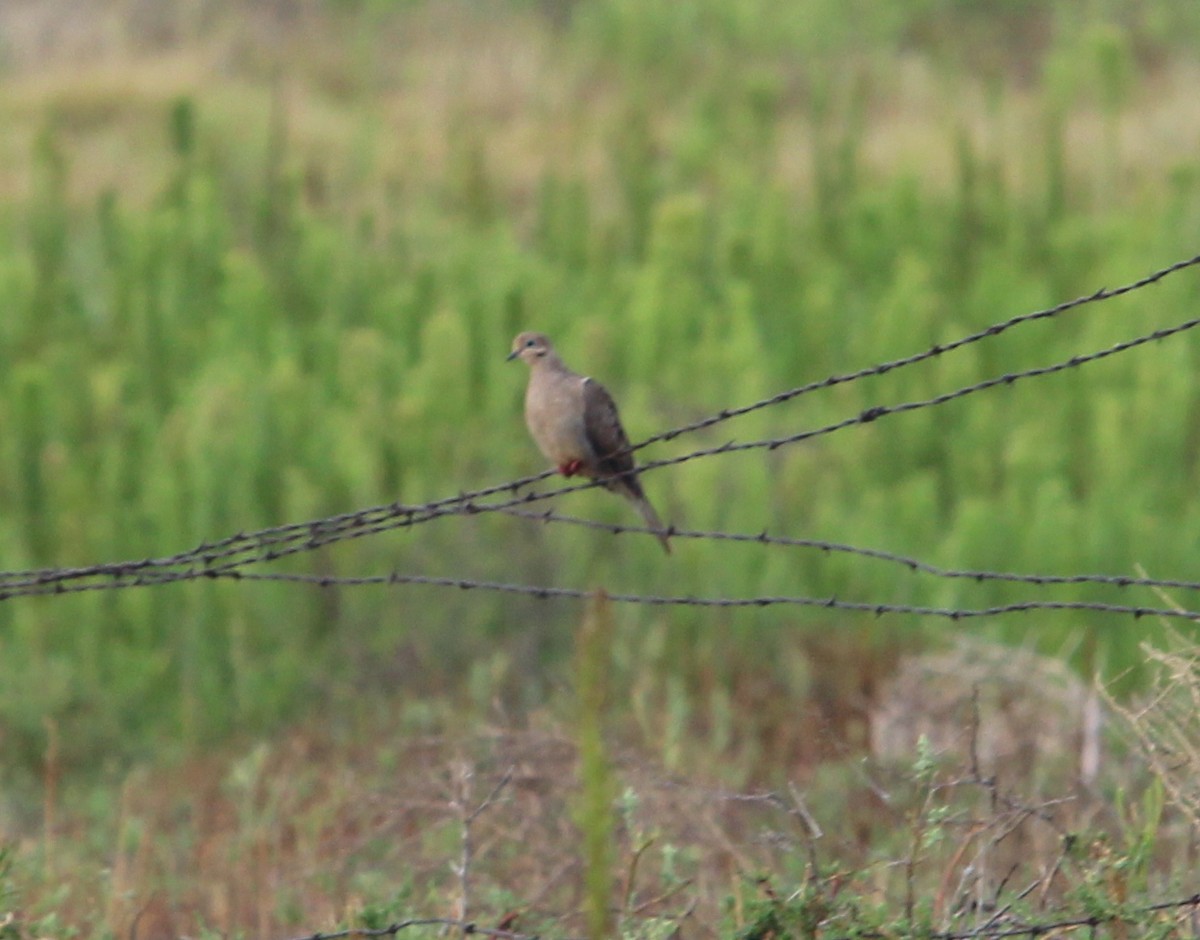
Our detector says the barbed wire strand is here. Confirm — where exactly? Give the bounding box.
[284,891,1200,940]
[3,499,1195,601]
[494,506,1200,592]
[6,500,1200,611]
[635,251,1200,453]
[219,572,1196,620]
[925,891,1200,940]
[109,566,1200,621]
[287,918,542,940]
[2,546,1199,620]
[0,256,1198,600]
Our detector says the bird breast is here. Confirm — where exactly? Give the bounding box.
[525,374,592,467]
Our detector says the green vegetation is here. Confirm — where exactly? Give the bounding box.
[2,0,1200,934]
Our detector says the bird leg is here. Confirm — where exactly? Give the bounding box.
[559,458,585,477]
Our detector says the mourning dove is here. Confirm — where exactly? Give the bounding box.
[508,331,672,554]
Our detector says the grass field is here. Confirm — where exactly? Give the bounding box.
[3,1,1200,936]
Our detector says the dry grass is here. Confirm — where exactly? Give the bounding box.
[11,636,1180,940]
[1107,629,1200,835]
[4,1,1200,213]
[36,723,783,938]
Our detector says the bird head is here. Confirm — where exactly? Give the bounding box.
[507,331,554,364]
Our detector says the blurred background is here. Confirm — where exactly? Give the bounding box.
[2,0,1200,933]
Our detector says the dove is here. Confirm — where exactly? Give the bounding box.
[508,331,671,554]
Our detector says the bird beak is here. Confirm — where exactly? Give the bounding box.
[506,349,519,361]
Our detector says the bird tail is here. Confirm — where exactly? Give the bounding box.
[608,472,672,554]
[630,489,672,555]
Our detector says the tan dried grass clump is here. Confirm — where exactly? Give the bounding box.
[1106,629,1200,832]
[871,637,1096,781]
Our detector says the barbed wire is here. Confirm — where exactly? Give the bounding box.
[922,890,1200,940]
[7,298,1199,603]
[6,503,1200,614]
[634,250,1200,452]
[111,567,1200,621]
[286,918,544,940]
[9,504,1200,607]
[495,507,1200,592]
[626,309,1200,474]
[0,254,1197,605]
[284,891,1200,940]
[1,533,1197,620]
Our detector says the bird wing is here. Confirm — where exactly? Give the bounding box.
[582,377,636,477]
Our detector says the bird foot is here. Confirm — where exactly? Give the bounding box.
[559,459,584,477]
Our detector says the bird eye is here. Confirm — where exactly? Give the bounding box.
[525,338,536,347]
